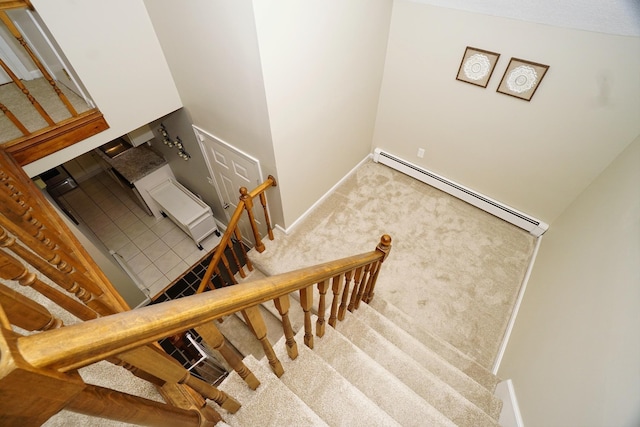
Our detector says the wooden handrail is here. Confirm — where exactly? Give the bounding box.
[196,175,277,293]
[17,237,391,372]
[0,4,110,165]
[0,0,31,11]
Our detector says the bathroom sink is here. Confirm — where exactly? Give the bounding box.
[99,138,133,159]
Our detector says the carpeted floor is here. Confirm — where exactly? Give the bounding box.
[250,159,537,369]
[0,78,92,143]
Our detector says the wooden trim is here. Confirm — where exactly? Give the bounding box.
[0,149,129,313]
[18,247,386,372]
[65,384,207,427]
[0,0,32,11]
[4,110,109,165]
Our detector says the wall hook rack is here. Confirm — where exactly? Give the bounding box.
[159,123,190,160]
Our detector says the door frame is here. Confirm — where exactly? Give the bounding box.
[192,125,269,243]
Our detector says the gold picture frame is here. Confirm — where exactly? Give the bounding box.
[455,46,501,88]
[497,58,549,101]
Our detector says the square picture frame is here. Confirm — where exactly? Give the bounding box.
[497,58,549,101]
[455,46,501,88]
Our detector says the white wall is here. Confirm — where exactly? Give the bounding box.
[373,1,640,224]
[498,136,640,426]
[23,0,182,177]
[143,0,284,226]
[253,0,393,227]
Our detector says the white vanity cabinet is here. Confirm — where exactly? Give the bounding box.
[149,178,220,249]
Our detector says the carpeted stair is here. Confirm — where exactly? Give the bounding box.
[215,292,503,427]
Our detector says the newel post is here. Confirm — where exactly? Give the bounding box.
[364,235,392,303]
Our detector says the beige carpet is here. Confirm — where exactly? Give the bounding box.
[0,78,92,143]
[251,159,537,369]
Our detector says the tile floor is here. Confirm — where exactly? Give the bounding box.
[58,171,221,298]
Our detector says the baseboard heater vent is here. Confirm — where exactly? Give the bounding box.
[373,148,548,236]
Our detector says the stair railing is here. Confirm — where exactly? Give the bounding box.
[195,175,277,294]
[0,2,109,165]
[0,145,393,426]
[6,234,391,425]
[0,148,225,426]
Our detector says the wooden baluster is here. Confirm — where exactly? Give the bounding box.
[226,238,246,278]
[0,282,63,331]
[0,101,29,135]
[273,294,298,359]
[0,178,70,262]
[0,159,126,313]
[66,383,214,427]
[220,253,237,285]
[241,305,284,377]
[258,191,274,241]
[299,285,314,348]
[117,346,241,413]
[234,227,253,272]
[0,11,79,117]
[362,261,380,304]
[328,274,344,328]
[364,235,392,303]
[347,266,364,313]
[1,167,99,281]
[239,187,265,253]
[0,248,99,320]
[353,263,372,310]
[210,266,225,288]
[315,279,329,337]
[159,382,222,426]
[338,270,353,321]
[0,49,55,126]
[0,226,106,319]
[195,321,260,390]
[1,171,73,259]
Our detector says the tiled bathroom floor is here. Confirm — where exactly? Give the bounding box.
[58,171,221,298]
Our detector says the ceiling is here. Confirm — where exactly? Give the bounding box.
[411,0,640,37]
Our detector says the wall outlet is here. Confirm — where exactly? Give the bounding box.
[417,148,425,158]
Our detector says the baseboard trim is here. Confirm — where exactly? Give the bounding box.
[492,235,543,374]
[278,154,372,235]
[495,379,525,427]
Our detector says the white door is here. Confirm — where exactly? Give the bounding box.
[194,126,266,246]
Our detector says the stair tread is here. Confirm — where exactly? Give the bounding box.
[216,313,266,359]
[340,310,503,421]
[272,333,403,427]
[367,298,500,391]
[218,355,327,426]
[313,320,458,426]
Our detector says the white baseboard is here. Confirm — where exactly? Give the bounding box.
[278,154,372,234]
[495,379,525,427]
[492,234,543,373]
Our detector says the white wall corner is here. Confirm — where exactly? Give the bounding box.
[495,379,525,427]
[492,235,543,374]
[280,154,372,234]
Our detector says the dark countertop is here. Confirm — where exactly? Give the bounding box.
[94,145,167,183]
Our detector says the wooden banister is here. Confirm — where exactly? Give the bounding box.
[17,238,391,373]
[65,383,215,427]
[0,4,109,165]
[196,175,276,294]
[0,0,32,11]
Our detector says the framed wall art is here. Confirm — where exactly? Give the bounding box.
[497,58,549,101]
[455,46,501,88]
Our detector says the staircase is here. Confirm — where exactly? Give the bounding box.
[2,152,510,426]
[214,274,503,427]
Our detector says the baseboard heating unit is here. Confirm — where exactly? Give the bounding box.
[373,148,548,236]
